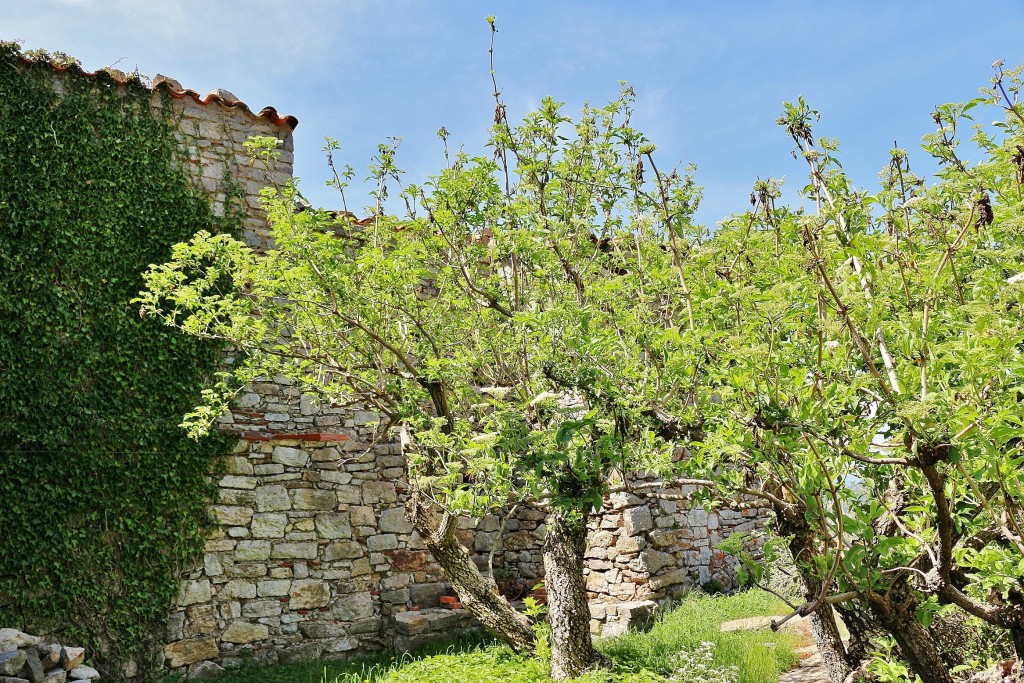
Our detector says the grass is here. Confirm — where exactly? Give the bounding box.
[205,591,801,683]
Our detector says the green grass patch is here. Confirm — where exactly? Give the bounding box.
[206,591,800,683]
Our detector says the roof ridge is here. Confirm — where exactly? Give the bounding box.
[15,55,298,130]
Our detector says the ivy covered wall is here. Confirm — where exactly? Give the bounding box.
[0,44,294,680]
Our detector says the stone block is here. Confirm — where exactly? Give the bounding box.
[273,446,310,468]
[185,604,218,637]
[366,534,398,551]
[378,507,413,534]
[255,485,291,512]
[251,513,288,538]
[178,579,212,606]
[329,591,374,621]
[390,551,427,572]
[243,599,283,619]
[589,530,615,548]
[638,549,676,575]
[222,620,268,644]
[299,622,349,639]
[221,579,257,599]
[360,481,396,503]
[164,637,219,668]
[315,512,352,539]
[257,579,291,597]
[393,612,430,636]
[409,582,445,608]
[235,540,271,562]
[291,489,337,510]
[649,568,692,591]
[211,506,253,527]
[622,505,654,535]
[290,579,331,609]
[271,541,318,559]
[323,541,363,561]
[350,506,375,526]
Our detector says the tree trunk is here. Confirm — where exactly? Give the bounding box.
[542,510,606,681]
[406,491,535,652]
[776,508,855,683]
[867,588,953,683]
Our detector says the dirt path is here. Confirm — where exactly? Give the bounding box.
[718,615,830,683]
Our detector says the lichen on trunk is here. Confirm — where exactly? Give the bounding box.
[406,489,535,652]
[542,509,608,681]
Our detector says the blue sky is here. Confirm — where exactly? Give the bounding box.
[4,0,1024,225]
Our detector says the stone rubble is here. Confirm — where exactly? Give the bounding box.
[0,629,99,683]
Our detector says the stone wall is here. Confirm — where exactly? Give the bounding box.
[163,380,769,675]
[147,75,295,248]
[65,63,771,678]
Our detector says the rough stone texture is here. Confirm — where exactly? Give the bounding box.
[0,635,98,683]
[154,74,766,672]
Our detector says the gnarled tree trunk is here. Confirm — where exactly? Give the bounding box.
[867,587,953,683]
[542,510,607,681]
[776,505,856,683]
[406,490,535,652]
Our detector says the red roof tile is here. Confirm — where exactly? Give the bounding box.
[17,56,298,130]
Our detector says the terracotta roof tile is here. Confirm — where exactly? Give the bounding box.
[17,56,298,130]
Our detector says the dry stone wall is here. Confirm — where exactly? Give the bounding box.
[164,380,768,674]
[134,68,769,676]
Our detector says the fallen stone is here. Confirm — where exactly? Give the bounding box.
[59,649,84,672]
[0,633,38,649]
[39,669,65,683]
[19,650,44,683]
[0,651,26,676]
[67,666,99,681]
[186,660,224,680]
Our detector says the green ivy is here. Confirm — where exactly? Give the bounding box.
[0,43,236,679]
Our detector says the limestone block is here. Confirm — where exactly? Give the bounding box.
[211,506,253,527]
[243,600,283,619]
[185,604,218,637]
[360,481,396,503]
[272,446,310,468]
[330,591,374,621]
[164,637,219,668]
[290,580,331,609]
[638,549,676,575]
[366,534,398,551]
[589,530,615,548]
[314,512,352,539]
[322,540,363,561]
[378,507,413,534]
[271,541,318,559]
[178,579,212,607]
[203,553,224,577]
[251,513,288,538]
[350,506,375,526]
[394,612,429,635]
[221,579,257,599]
[409,582,445,608]
[622,505,654,535]
[222,620,268,644]
[235,540,271,562]
[219,476,257,490]
[649,568,692,591]
[255,485,291,512]
[290,489,337,510]
[257,579,291,597]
